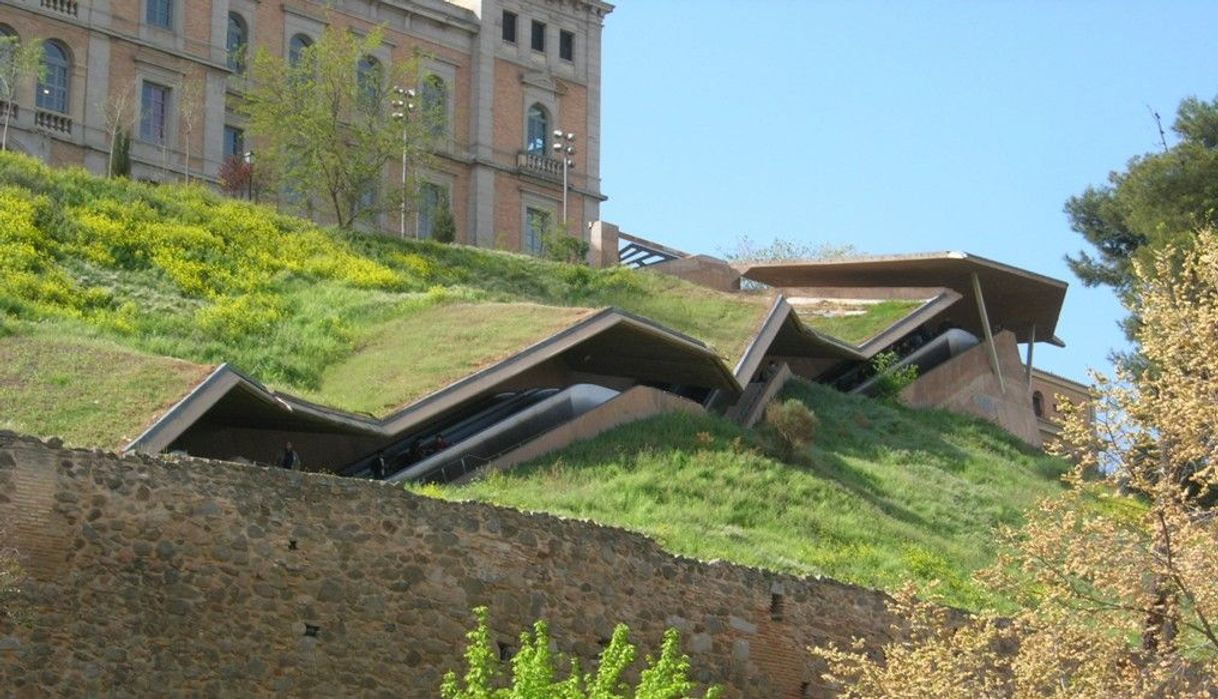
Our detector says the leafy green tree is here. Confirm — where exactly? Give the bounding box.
[541,222,590,264]
[440,607,722,698]
[433,194,456,243]
[0,34,44,152]
[1065,95,1218,303]
[242,24,434,229]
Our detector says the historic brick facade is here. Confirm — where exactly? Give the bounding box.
[0,0,610,250]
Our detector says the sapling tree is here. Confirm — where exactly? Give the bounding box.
[243,23,435,229]
[441,606,723,698]
[0,34,44,152]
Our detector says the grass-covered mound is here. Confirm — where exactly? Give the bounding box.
[0,153,767,423]
[0,332,212,448]
[423,380,1067,610]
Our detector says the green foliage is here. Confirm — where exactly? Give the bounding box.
[869,350,918,400]
[763,398,819,459]
[542,222,590,265]
[1065,94,1218,321]
[0,151,768,422]
[433,195,457,243]
[440,607,721,699]
[109,128,131,179]
[243,21,434,228]
[430,380,1067,611]
[0,34,44,151]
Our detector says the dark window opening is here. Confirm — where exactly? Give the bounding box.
[559,30,574,61]
[497,642,515,661]
[223,126,244,159]
[530,20,545,52]
[147,0,173,29]
[1032,391,1044,418]
[502,10,517,43]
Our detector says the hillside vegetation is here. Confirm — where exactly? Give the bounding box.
[426,380,1068,610]
[0,152,766,431]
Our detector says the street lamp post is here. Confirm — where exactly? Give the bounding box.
[242,150,255,202]
[391,86,416,238]
[552,130,575,223]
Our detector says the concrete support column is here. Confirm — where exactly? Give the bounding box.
[588,220,619,268]
[1025,324,1036,385]
[971,272,1005,393]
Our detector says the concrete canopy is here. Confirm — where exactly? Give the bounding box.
[738,252,1069,346]
[125,308,739,461]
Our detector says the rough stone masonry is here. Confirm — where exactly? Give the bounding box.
[0,433,898,697]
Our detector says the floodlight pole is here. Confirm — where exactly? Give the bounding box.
[391,86,417,238]
[552,130,576,223]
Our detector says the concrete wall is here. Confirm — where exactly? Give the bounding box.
[473,386,703,480]
[0,433,899,697]
[647,255,742,292]
[901,330,1042,448]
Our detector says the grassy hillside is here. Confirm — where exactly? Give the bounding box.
[0,332,212,447]
[424,380,1067,610]
[0,152,766,424]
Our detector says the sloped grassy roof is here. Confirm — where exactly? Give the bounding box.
[0,153,772,442]
[0,333,213,448]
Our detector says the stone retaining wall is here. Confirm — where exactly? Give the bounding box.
[0,433,898,697]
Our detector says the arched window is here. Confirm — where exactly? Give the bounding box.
[1032,391,1044,418]
[421,74,447,138]
[526,104,549,154]
[356,55,381,106]
[226,13,248,73]
[36,40,70,114]
[288,34,313,67]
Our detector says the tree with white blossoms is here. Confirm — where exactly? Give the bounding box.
[813,230,1218,698]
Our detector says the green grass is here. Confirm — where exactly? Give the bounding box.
[0,331,212,448]
[799,300,923,345]
[0,152,768,426]
[424,380,1068,610]
[308,303,593,414]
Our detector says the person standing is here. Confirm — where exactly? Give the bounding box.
[371,450,387,480]
[279,441,300,470]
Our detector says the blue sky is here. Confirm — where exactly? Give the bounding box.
[599,1,1218,382]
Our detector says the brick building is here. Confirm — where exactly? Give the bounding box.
[0,0,612,250]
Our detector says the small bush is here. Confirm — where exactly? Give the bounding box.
[441,606,722,698]
[870,350,918,400]
[764,398,820,459]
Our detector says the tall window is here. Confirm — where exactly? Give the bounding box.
[530,20,545,52]
[288,34,313,66]
[146,0,173,29]
[226,13,248,73]
[526,104,548,153]
[36,40,70,113]
[418,182,447,239]
[223,125,244,159]
[357,56,382,107]
[1032,391,1045,418]
[524,207,550,255]
[559,30,574,61]
[421,74,447,139]
[139,81,170,144]
[502,10,517,43]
